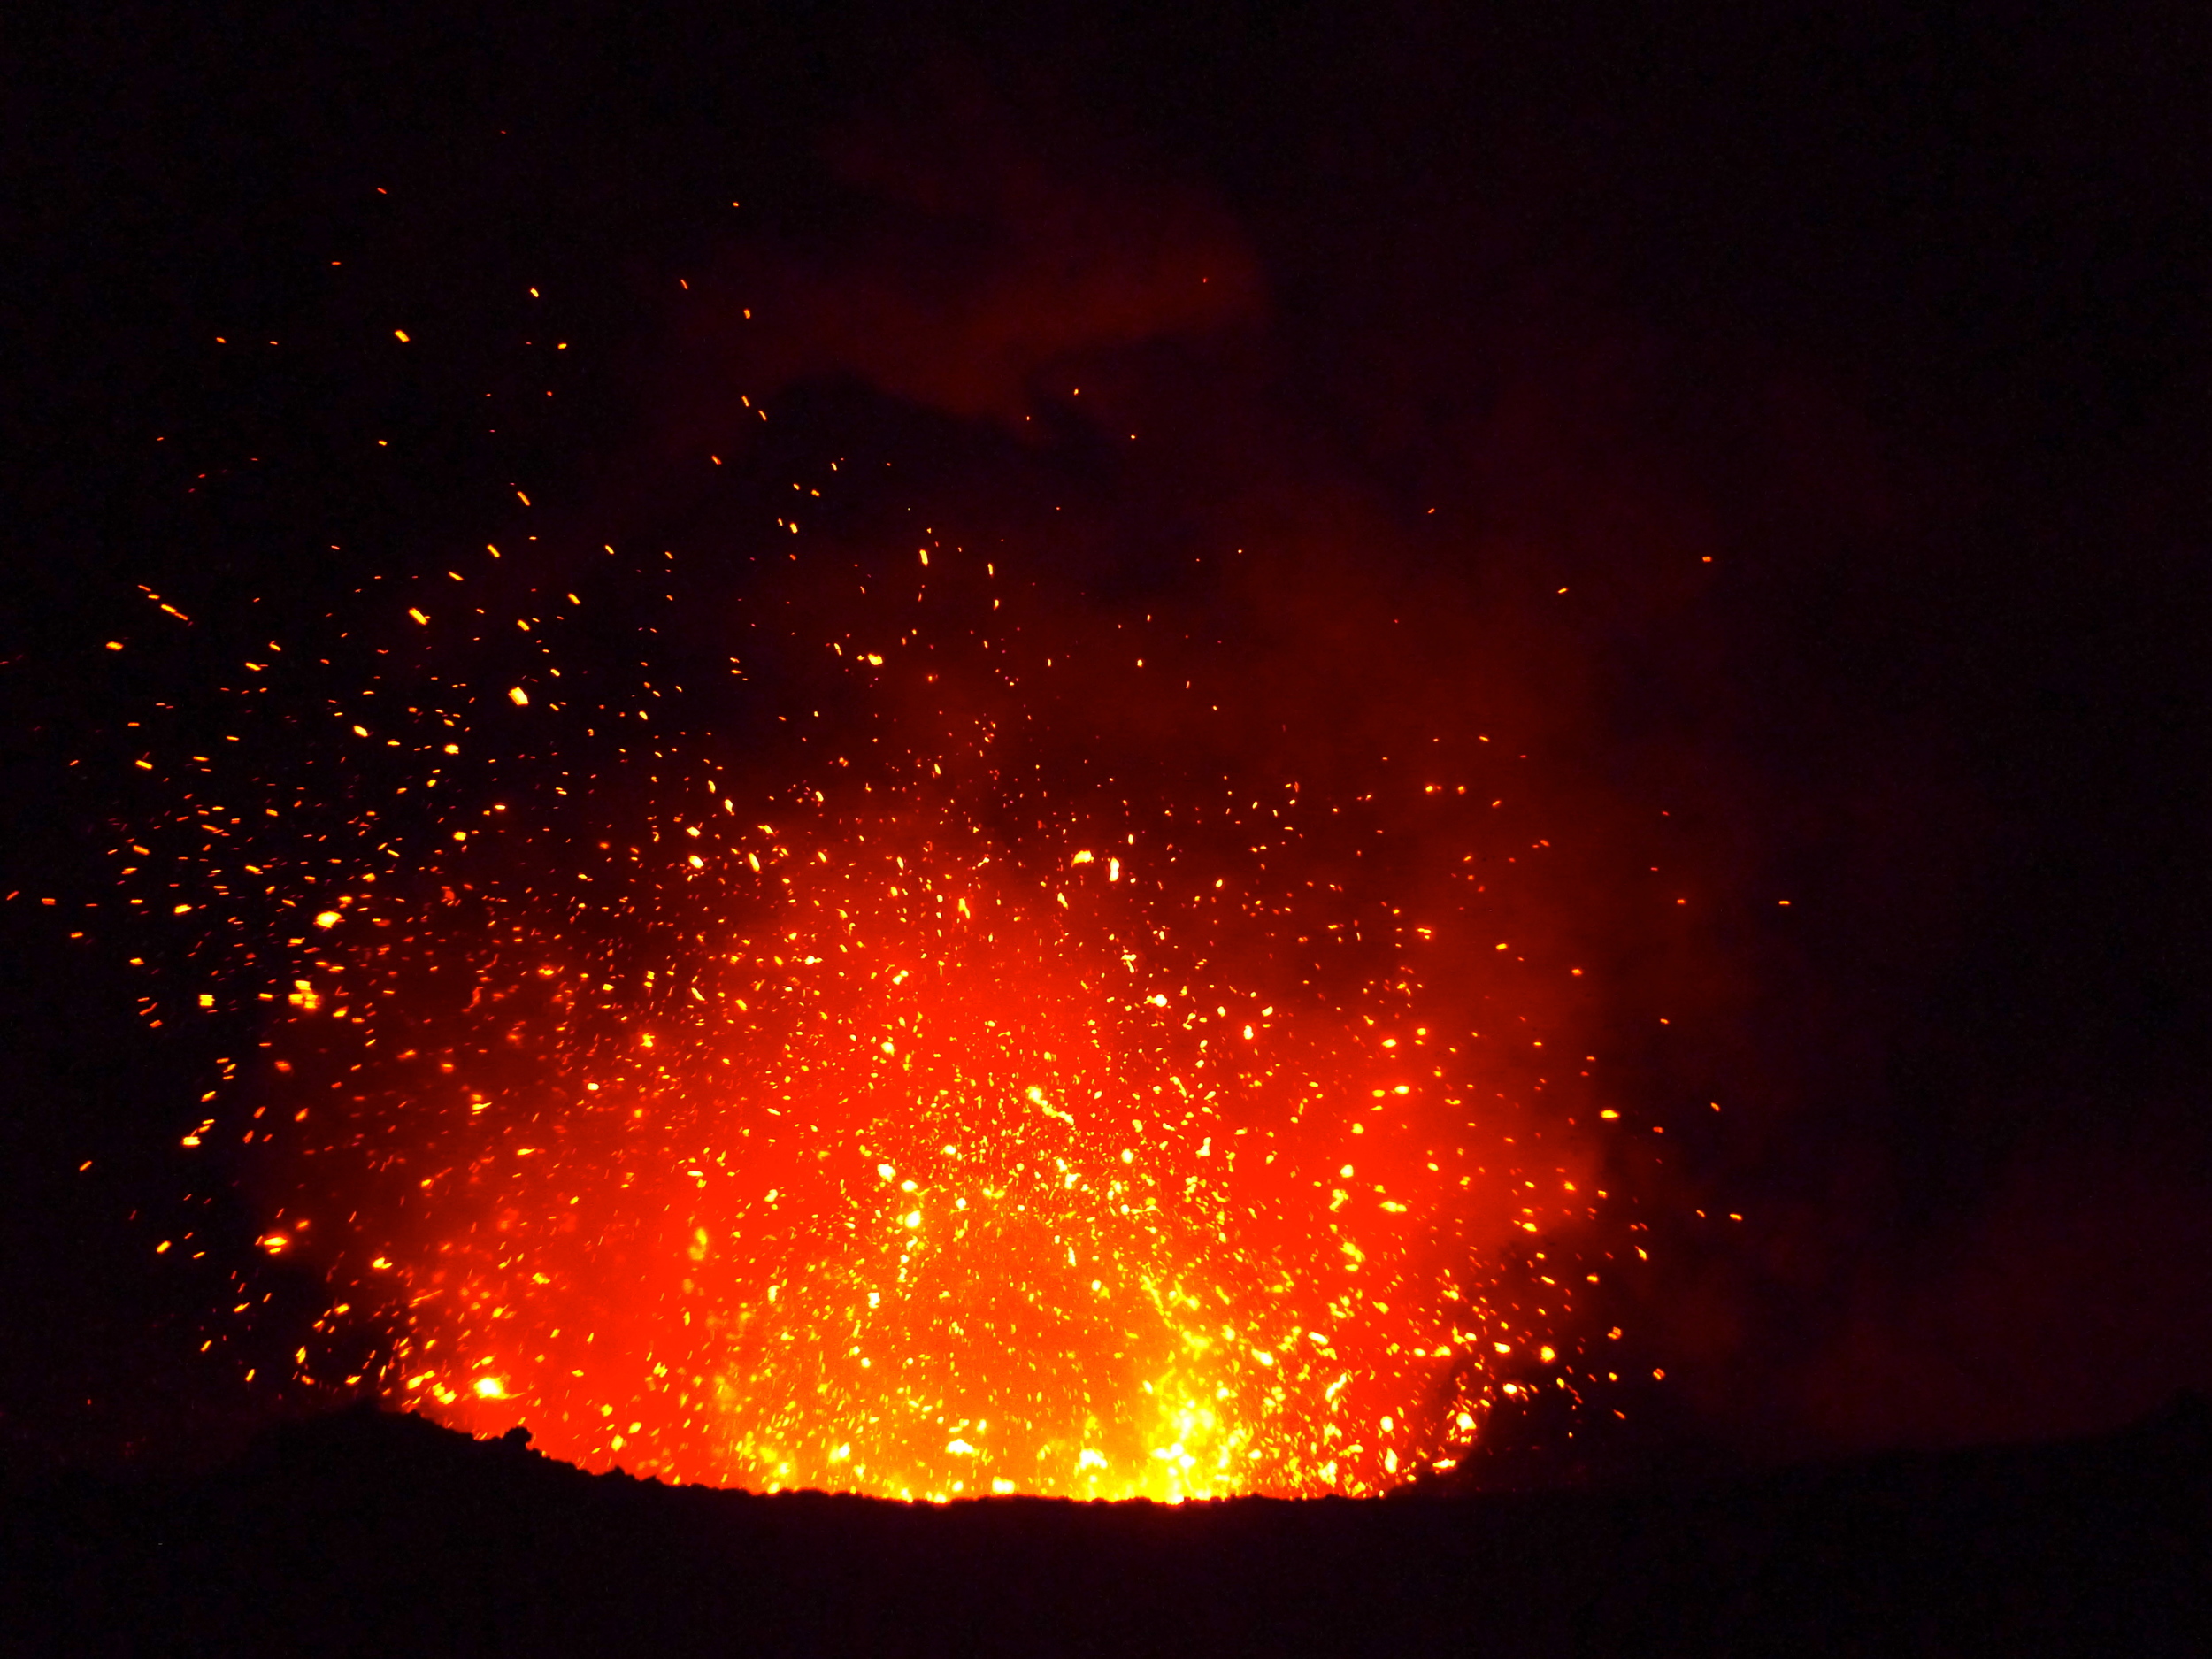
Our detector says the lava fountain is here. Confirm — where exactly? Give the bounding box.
[124,486,1609,1501]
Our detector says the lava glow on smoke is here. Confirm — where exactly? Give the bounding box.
[120,466,1612,1502]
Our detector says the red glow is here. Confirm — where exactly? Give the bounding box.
[120,451,1610,1498]
[258,773,1599,1497]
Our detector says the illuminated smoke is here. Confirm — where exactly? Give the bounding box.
[124,507,1614,1498]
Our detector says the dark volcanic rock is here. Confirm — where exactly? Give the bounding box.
[4,1397,2207,1655]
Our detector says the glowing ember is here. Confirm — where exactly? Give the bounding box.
[116,393,1613,1502]
[265,780,1597,1497]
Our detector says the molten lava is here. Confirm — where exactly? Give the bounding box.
[253,764,1598,1498]
[119,457,1610,1499]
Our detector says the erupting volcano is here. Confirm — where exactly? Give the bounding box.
[119,472,1618,1500]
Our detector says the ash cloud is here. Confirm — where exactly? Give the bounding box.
[692,60,1262,426]
[654,52,2212,1464]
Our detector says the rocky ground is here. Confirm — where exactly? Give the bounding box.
[4,1398,2206,1655]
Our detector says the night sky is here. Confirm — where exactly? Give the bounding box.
[6,1,2212,1479]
